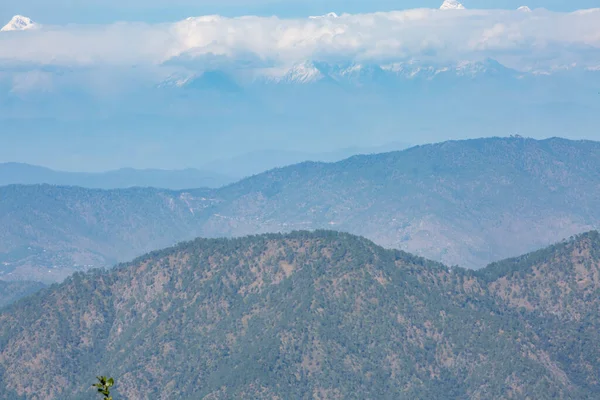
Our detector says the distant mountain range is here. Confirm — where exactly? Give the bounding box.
[161,58,563,88]
[0,163,234,190]
[1,137,598,284]
[202,142,411,178]
[0,142,410,189]
[2,230,600,398]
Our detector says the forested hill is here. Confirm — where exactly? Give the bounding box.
[1,137,599,283]
[1,231,600,399]
[477,231,600,393]
[0,280,46,309]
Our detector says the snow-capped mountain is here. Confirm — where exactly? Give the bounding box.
[317,62,393,85]
[382,59,517,80]
[452,59,517,77]
[517,6,532,12]
[255,59,518,85]
[157,58,532,89]
[440,0,466,10]
[262,61,325,84]
[381,61,443,80]
[258,61,388,85]
[309,12,339,19]
[1,15,37,32]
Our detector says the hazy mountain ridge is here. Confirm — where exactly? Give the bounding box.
[0,141,410,186]
[0,163,234,190]
[0,184,214,282]
[1,137,599,283]
[1,231,599,399]
[201,142,411,178]
[204,137,600,268]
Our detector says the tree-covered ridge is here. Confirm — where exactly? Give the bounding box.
[477,231,600,286]
[0,280,46,309]
[1,230,600,399]
[478,231,600,394]
[479,231,600,319]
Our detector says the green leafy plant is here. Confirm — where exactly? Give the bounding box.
[93,376,114,400]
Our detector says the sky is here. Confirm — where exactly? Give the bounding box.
[2,0,599,24]
[1,0,599,172]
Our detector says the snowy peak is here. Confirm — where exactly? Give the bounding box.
[517,6,532,12]
[265,61,325,84]
[440,0,466,10]
[309,12,339,19]
[287,62,324,83]
[454,59,514,77]
[1,15,37,32]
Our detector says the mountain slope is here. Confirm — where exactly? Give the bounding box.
[1,137,599,283]
[478,231,600,393]
[204,137,600,268]
[0,280,46,309]
[0,163,233,190]
[0,185,213,282]
[2,231,599,399]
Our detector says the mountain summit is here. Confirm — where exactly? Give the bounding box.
[309,12,339,19]
[1,15,37,32]
[440,0,466,10]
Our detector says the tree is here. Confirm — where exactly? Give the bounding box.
[93,376,114,400]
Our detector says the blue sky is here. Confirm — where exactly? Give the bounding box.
[2,0,599,24]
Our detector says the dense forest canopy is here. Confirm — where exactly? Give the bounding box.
[1,230,599,399]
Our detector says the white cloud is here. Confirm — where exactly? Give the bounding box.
[0,8,599,70]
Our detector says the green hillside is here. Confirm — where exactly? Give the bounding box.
[1,231,599,399]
